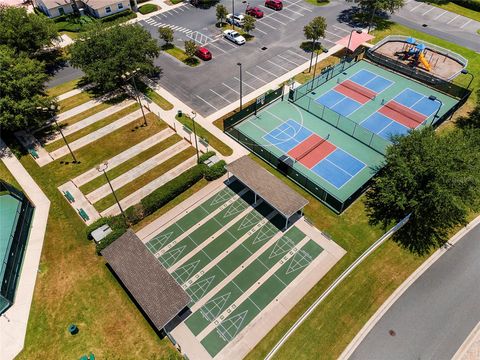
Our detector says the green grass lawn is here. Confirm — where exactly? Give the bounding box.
[0,161,21,189]
[58,92,94,113]
[138,3,159,14]
[44,103,140,153]
[47,79,82,98]
[427,1,480,22]
[303,0,330,6]
[138,82,174,111]
[93,146,196,212]
[175,114,233,156]
[80,134,181,194]
[162,45,200,67]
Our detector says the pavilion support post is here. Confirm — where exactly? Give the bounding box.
[254,192,258,205]
[284,216,289,230]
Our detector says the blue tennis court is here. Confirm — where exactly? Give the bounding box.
[394,88,440,116]
[349,69,394,93]
[315,90,361,117]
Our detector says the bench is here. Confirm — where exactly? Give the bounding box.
[77,208,90,222]
[63,191,75,203]
[28,148,39,159]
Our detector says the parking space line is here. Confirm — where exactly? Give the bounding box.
[196,95,219,111]
[160,13,168,18]
[277,54,302,66]
[255,27,268,35]
[274,11,295,21]
[210,89,231,103]
[257,21,277,30]
[264,16,287,25]
[234,77,256,90]
[256,65,278,77]
[287,49,309,61]
[422,7,434,16]
[447,14,460,24]
[267,59,289,72]
[246,71,268,84]
[221,39,238,48]
[325,30,342,39]
[332,25,351,34]
[434,10,447,20]
[460,19,472,29]
[287,2,312,12]
[172,8,179,13]
[283,7,304,16]
[208,43,228,54]
[222,83,239,94]
[409,3,423,12]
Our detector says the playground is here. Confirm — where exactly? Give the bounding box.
[140,179,345,359]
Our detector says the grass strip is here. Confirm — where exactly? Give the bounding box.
[80,134,181,194]
[47,78,81,98]
[176,114,233,156]
[44,103,140,152]
[93,146,196,212]
[144,86,174,111]
[429,1,480,22]
[162,45,200,67]
[58,91,93,113]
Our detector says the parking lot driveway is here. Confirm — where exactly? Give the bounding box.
[139,0,354,116]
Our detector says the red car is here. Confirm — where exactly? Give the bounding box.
[195,47,212,61]
[265,0,283,10]
[246,6,264,18]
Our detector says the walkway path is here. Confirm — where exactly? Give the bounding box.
[0,139,51,360]
[58,181,101,225]
[101,155,197,217]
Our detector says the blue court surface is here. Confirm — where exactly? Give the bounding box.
[315,90,361,117]
[394,88,440,116]
[263,119,311,153]
[349,69,394,93]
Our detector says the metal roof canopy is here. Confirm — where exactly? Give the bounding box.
[226,156,308,227]
[101,230,190,331]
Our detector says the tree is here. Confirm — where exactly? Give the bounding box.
[216,4,228,26]
[457,89,480,131]
[365,127,480,255]
[303,16,327,72]
[243,15,256,35]
[158,26,174,47]
[70,24,160,93]
[346,0,405,30]
[184,40,198,59]
[0,46,55,131]
[0,6,58,55]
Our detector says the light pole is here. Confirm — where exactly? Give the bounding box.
[237,62,243,110]
[347,29,363,53]
[308,38,317,73]
[232,0,235,29]
[461,69,474,90]
[121,68,148,127]
[191,111,200,163]
[310,45,322,90]
[39,105,78,163]
[368,6,377,33]
[96,161,127,223]
[428,95,443,125]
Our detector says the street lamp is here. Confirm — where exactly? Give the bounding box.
[232,0,235,29]
[428,95,443,125]
[347,29,363,53]
[121,68,148,127]
[461,69,474,90]
[39,105,78,163]
[191,111,200,163]
[237,62,243,110]
[96,161,127,223]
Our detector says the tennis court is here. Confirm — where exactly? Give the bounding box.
[142,180,343,359]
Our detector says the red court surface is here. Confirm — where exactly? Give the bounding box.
[288,134,336,169]
[334,80,376,104]
[379,100,426,128]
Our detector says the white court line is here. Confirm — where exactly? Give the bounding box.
[256,65,278,77]
[222,82,239,94]
[447,14,460,24]
[233,77,256,90]
[409,3,423,12]
[267,59,289,72]
[210,89,231,103]
[196,95,219,110]
[434,10,447,20]
[287,49,309,61]
[246,70,267,83]
[422,7,435,16]
[460,19,472,29]
[277,54,301,66]
[257,21,277,30]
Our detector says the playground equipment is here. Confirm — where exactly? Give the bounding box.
[397,37,431,71]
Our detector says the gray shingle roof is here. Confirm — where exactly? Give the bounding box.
[226,156,308,218]
[101,230,190,330]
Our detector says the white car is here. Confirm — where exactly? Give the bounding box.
[223,29,246,45]
[226,13,245,27]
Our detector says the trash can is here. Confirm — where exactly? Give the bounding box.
[68,324,79,335]
[177,110,183,117]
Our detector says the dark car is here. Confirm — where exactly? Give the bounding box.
[195,47,212,60]
[246,6,264,18]
[265,0,283,10]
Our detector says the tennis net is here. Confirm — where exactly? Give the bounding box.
[384,100,425,125]
[296,134,330,162]
[339,80,377,101]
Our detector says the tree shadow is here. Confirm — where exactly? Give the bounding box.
[337,6,394,31]
[300,41,323,53]
[190,0,219,9]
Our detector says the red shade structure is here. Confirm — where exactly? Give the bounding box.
[337,30,374,52]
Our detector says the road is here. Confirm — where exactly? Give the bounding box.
[349,222,480,360]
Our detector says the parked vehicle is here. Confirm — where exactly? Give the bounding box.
[195,47,212,60]
[265,0,283,10]
[226,13,245,27]
[246,6,264,18]
[223,29,246,45]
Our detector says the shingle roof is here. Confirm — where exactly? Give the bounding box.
[101,230,190,330]
[226,156,308,218]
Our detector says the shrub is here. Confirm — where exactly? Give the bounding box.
[138,4,159,14]
[204,160,227,181]
[100,9,137,23]
[199,151,216,164]
[86,216,128,254]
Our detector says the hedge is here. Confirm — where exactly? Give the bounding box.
[199,151,216,164]
[100,9,137,23]
[86,216,128,253]
[138,4,159,14]
[204,160,226,181]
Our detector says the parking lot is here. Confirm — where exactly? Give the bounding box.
[138,0,354,116]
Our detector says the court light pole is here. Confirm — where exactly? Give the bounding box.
[121,68,148,127]
[428,95,443,125]
[191,111,200,163]
[96,161,127,223]
[237,62,243,110]
[461,69,474,90]
[347,29,363,53]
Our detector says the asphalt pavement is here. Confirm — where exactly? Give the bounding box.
[349,222,480,360]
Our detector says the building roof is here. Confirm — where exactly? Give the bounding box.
[38,0,123,10]
[226,156,309,218]
[101,230,190,330]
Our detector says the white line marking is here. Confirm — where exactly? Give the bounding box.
[172,8,179,13]
[196,95,218,110]
[267,59,289,72]
[288,2,312,11]
[258,21,277,30]
[283,7,304,16]
[447,14,460,24]
[209,42,228,53]
[264,16,287,25]
[332,25,350,34]
[274,11,295,20]
[256,65,278,77]
[210,89,231,103]
[277,54,301,66]
[287,49,309,61]
[233,77,256,90]
[460,19,472,29]
[434,10,447,20]
[422,7,434,16]
[222,82,239,94]
[160,13,168,18]
[246,70,267,83]
[409,3,423,12]
[255,27,268,35]
[325,30,342,39]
